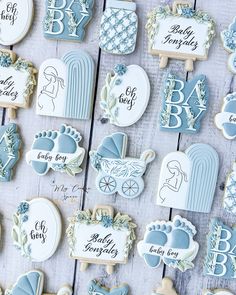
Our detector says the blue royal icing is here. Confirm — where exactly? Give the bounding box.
[88,280,129,295]
[204,218,236,279]
[160,74,208,133]
[89,132,155,199]
[215,92,236,139]
[99,0,138,55]
[44,0,94,42]
[223,162,236,215]
[137,215,199,272]
[0,123,21,182]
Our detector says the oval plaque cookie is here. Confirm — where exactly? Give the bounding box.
[100,64,150,127]
[0,0,34,45]
[12,198,62,262]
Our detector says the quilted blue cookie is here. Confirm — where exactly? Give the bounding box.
[0,123,21,182]
[88,280,129,295]
[99,0,138,55]
[160,74,208,133]
[44,0,94,42]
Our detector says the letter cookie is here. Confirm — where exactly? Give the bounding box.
[157,143,219,213]
[90,133,155,199]
[203,290,234,295]
[66,205,136,274]
[88,280,129,295]
[4,270,72,295]
[204,218,236,279]
[101,64,150,127]
[37,50,95,120]
[138,215,199,272]
[0,0,33,45]
[215,92,236,140]
[224,162,236,214]
[160,74,208,133]
[26,124,85,176]
[152,278,178,295]
[221,17,236,74]
[0,123,21,182]
[146,1,216,71]
[12,198,62,262]
[0,50,37,119]
[99,0,138,55]
[44,0,94,42]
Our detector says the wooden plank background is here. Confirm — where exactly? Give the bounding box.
[0,0,236,294]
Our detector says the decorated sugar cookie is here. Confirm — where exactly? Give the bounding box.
[215,92,236,140]
[88,280,129,295]
[90,133,155,199]
[0,123,21,182]
[221,18,236,74]
[138,215,199,272]
[224,162,236,214]
[204,218,236,279]
[203,290,234,295]
[4,270,72,295]
[12,198,62,262]
[146,1,216,71]
[66,205,136,274]
[44,0,94,42]
[0,0,34,46]
[26,124,85,176]
[100,64,150,127]
[152,278,178,295]
[0,50,37,119]
[157,143,219,213]
[99,0,138,55]
[160,74,208,133]
[36,50,95,120]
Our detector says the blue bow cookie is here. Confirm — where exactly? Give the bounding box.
[88,280,129,295]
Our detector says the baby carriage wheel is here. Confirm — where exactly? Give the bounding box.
[120,178,144,199]
[97,175,117,194]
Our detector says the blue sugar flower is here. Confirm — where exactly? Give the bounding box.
[181,7,195,18]
[114,64,127,76]
[101,215,113,228]
[0,53,12,67]
[17,202,29,215]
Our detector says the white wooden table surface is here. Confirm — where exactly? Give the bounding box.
[1,0,236,294]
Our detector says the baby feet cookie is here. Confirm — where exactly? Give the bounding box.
[137,215,199,272]
[223,162,236,214]
[99,0,138,55]
[152,278,178,295]
[12,198,62,262]
[66,205,136,274]
[146,1,216,71]
[160,74,208,133]
[26,124,85,176]
[204,218,236,279]
[88,280,129,295]
[0,123,21,182]
[215,92,236,140]
[221,17,236,74]
[0,0,34,45]
[44,0,94,42]
[37,50,95,120]
[203,290,234,295]
[90,132,155,199]
[4,270,72,295]
[0,50,37,119]
[157,143,219,213]
[100,64,150,127]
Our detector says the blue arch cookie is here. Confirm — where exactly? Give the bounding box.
[137,215,199,272]
[44,0,94,42]
[88,280,129,295]
[0,123,21,182]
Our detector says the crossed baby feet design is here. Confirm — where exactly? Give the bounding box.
[139,215,199,271]
[31,124,83,175]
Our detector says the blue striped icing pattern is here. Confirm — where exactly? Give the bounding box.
[185,144,219,213]
[62,50,95,120]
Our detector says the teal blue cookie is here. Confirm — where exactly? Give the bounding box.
[88,280,129,295]
[0,123,21,182]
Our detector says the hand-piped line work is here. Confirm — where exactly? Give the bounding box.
[90,132,155,199]
[88,280,129,295]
